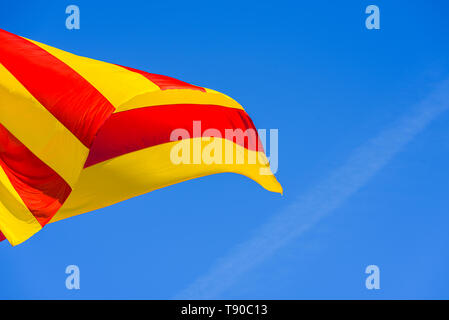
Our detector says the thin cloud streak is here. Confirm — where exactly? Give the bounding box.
[175,80,449,299]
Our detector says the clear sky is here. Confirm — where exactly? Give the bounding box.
[1,0,449,299]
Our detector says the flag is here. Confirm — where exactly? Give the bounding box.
[0,29,282,246]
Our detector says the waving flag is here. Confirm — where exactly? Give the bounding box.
[0,29,282,246]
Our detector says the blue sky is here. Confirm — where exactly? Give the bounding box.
[1,0,449,299]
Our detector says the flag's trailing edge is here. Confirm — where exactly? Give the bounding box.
[0,29,282,246]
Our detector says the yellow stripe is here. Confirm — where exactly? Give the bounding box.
[115,87,244,113]
[50,138,282,223]
[0,63,88,187]
[26,38,244,113]
[0,165,42,246]
[27,38,161,108]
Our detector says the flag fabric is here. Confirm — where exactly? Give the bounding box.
[0,29,282,246]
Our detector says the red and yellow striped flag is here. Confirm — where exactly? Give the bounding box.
[0,29,282,246]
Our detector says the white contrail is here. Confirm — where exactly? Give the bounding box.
[175,79,449,299]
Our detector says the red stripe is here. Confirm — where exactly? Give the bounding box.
[120,65,206,92]
[85,104,262,167]
[0,123,72,227]
[0,231,5,242]
[0,29,115,147]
